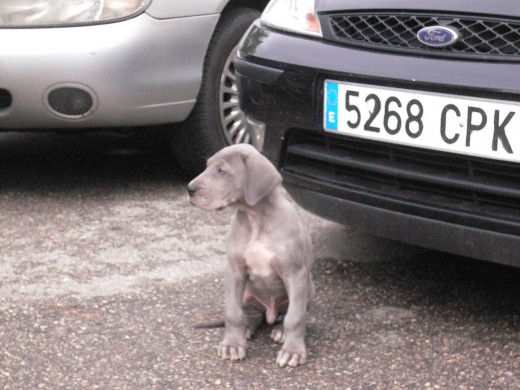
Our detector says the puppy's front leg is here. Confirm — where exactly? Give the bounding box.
[276,270,312,367]
[218,261,248,361]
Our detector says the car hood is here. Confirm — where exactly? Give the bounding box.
[316,0,520,19]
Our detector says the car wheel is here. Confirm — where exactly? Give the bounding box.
[171,7,264,177]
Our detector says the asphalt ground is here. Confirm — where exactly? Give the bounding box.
[0,131,518,389]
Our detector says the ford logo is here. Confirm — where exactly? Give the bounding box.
[417,26,459,48]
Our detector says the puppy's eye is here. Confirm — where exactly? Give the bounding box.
[218,167,227,176]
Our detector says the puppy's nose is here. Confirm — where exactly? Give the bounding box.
[187,184,198,198]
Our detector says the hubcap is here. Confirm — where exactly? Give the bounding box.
[219,45,265,151]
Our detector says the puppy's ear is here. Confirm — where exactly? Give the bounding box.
[244,152,282,206]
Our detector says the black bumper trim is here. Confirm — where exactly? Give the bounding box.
[286,184,520,267]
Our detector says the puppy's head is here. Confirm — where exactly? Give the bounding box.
[187,144,282,211]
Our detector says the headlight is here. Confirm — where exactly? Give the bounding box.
[261,0,322,37]
[0,0,151,27]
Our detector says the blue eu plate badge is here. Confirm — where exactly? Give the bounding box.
[324,81,339,131]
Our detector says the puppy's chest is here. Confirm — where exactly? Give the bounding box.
[243,240,276,278]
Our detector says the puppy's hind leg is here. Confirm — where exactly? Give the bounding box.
[244,308,264,339]
[271,325,285,344]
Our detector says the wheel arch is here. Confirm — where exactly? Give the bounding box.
[169,1,268,176]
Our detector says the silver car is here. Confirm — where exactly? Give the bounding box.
[0,0,267,174]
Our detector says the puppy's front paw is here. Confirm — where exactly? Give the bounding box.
[217,341,246,361]
[276,346,306,367]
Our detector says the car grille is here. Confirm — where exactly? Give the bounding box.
[325,12,520,61]
[282,130,520,235]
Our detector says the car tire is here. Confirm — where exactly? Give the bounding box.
[171,7,264,177]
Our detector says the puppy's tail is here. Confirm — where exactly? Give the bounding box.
[192,319,225,329]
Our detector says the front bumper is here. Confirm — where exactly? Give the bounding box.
[0,13,218,129]
[236,22,520,267]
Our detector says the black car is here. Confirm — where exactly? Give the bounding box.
[235,0,520,268]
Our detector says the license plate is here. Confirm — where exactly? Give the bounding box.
[324,80,520,163]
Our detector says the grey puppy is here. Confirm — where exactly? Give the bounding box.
[187,144,314,367]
